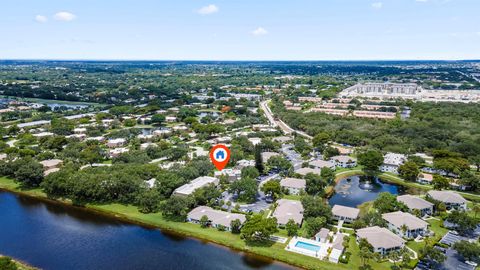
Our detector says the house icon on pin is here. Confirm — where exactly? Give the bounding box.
[216,151,225,160]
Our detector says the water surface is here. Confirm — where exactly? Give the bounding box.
[328,175,403,207]
[0,191,293,270]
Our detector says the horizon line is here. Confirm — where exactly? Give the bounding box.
[1,58,480,62]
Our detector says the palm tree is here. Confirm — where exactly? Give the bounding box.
[423,235,431,248]
[388,251,401,269]
[359,247,374,267]
[400,224,409,238]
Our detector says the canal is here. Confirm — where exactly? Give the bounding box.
[0,191,293,270]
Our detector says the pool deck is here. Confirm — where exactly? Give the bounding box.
[285,237,329,259]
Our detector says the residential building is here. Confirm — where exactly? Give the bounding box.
[309,108,349,116]
[137,134,154,142]
[261,152,280,163]
[173,176,219,197]
[272,199,304,226]
[107,138,126,148]
[187,206,246,231]
[294,167,321,176]
[329,233,346,263]
[248,137,262,146]
[44,167,60,176]
[308,159,336,170]
[85,136,105,142]
[315,228,330,243]
[235,159,255,169]
[73,127,87,134]
[272,136,292,143]
[417,173,433,185]
[427,191,467,211]
[280,178,306,195]
[353,110,396,119]
[109,147,129,158]
[39,159,63,170]
[165,116,177,122]
[356,226,406,255]
[380,153,406,174]
[140,142,157,150]
[214,169,242,182]
[332,205,360,223]
[382,211,429,238]
[330,155,357,168]
[397,195,434,216]
[32,132,54,138]
[153,129,172,137]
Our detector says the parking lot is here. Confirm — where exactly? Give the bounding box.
[416,231,477,270]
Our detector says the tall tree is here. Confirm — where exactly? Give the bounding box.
[240,214,278,243]
[398,161,420,182]
[358,150,384,173]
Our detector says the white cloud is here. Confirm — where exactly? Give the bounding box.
[197,4,219,15]
[53,11,77,22]
[35,15,48,23]
[371,2,383,9]
[252,27,268,36]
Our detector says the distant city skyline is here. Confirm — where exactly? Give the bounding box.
[1,0,479,60]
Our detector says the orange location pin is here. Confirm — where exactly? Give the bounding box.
[210,144,230,171]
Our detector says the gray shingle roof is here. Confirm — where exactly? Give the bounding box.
[188,206,246,227]
[382,211,429,230]
[397,195,433,210]
[427,191,467,204]
[280,177,306,189]
[332,204,360,220]
[272,199,304,225]
[356,226,405,249]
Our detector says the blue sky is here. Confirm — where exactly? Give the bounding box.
[1,0,479,60]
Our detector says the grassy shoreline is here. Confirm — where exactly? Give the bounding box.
[0,255,39,270]
[0,176,381,270]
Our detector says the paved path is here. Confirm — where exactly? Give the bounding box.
[260,100,312,140]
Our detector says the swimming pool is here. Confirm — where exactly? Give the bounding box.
[294,241,320,252]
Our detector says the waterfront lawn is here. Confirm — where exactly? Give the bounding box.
[379,173,431,192]
[357,201,374,217]
[0,177,46,198]
[91,203,355,270]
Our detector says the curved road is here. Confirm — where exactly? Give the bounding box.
[260,100,312,140]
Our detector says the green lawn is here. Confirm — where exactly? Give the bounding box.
[406,218,448,267]
[357,201,374,217]
[282,194,302,201]
[0,255,38,270]
[346,235,392,270]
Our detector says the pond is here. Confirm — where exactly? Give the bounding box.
[328,175,404,208]
[0,191,293,270]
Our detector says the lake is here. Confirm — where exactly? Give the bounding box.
[328,175,404,208]
[0,191,293,270]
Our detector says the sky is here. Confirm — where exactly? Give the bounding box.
[1,0,479,60]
